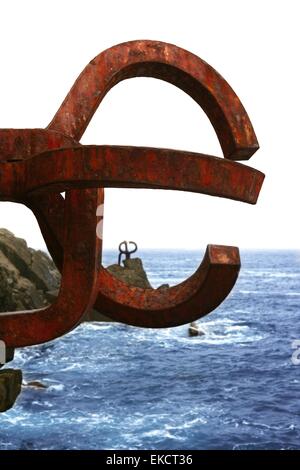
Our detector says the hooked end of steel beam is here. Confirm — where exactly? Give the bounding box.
[207,244,240,267]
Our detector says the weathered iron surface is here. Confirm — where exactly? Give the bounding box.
[0,40,264,347]
[0,146,263,201]
[0,189,102,347]
[0,129,80,162]
[48,40,259,160]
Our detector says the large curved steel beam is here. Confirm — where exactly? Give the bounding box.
[48,40,258,160]
[0,189,102,348]
[0,146,264,201]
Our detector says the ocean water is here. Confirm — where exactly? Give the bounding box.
[0,249,300,450]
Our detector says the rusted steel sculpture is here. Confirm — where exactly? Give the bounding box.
[0,40,264,351]
[118,241,138,265]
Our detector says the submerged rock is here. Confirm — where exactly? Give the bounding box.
[23,380,48,389]
[0,369,22,412]
[188,322,205,337]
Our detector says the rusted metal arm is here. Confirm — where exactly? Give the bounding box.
[48,40,259,160]
[0,129,80,162]
[0,146,264,202]
[0,189,102,347]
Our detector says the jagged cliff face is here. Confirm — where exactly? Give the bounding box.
[0,369,22,412]
[0,229,60,312]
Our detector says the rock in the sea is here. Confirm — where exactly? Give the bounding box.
[107,258,152,289]
[0,369,22,412]
[157,283,170,290]
[188,322,205,337]
[23,380,47,389]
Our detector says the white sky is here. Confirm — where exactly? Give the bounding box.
[0,0,299,251]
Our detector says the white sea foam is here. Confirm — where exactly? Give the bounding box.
[124,317,263,347]
[241,270,300,278]
[0,415,27,425]
[48,384,64,392]
[239,290,261,294]
[269,272,300,278]
[242,419,283,431]
[225,325,249,333]
[199,333,264,346]
[141,429,185,441]
[83,323,113,332]
[166,416,208,429]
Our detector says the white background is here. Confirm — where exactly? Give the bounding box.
[0,0,299,250]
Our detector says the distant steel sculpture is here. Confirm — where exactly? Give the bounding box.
[118,241,138,266]
[0,40,264,351]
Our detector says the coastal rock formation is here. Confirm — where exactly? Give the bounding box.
[107,258,152,289]
[0,229,60,312]
[0,369,22,412]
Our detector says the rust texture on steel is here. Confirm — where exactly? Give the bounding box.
[0,40,265,348]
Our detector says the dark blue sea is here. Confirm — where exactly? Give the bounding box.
[1,250,300,450]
